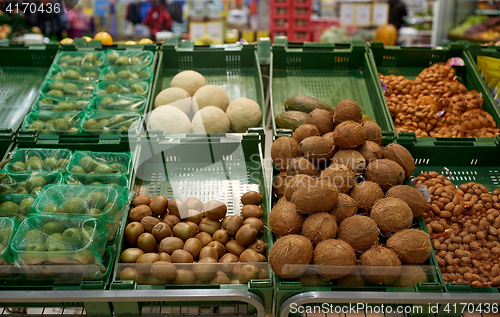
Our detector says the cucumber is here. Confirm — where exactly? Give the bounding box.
[284,95,332,113]
[276,111,309,131]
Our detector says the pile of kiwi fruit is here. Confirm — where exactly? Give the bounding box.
[81,113,140,134]
[106,51,151,66]
[25,113,80,134]
[119,191,269,285]
[0,197,34,221]
[38,97,89,111]
[51,67,100,82]
[9,155,69,172]
[46,81,94,98]
[102,66,150,81]
[41,190,117,217]
[58,52,103,67]
[70,155,126,175]
[98,82,146,95]
[0,174,55,195]
[95,96,145,112]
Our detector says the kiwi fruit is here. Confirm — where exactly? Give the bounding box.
[241,205,263,219]
[195,232,213,247]
[210,271,231,284]
[159,237,184,254]
[248,239,267,254]
[172,222,194,241]
[241,191,262,205]
[239,264,260,284]
[207,241,226,258]
[185,197,203,212]
[172,269,196,285]
[168,198,187,218]
[239,249,261,262]
[150,261,177,280]
[235,224,258,246]
[226,240,246,257]
[120,248,144,263]
[243,217,264,233]
[199,246,218,260]
[163,214,180,228]
[192,257,218,282]
[159,252,171,262]
[213,229,230,244]
[183,237,202,259]
[184,209,203,224]
[125,222,145,246]
[136,253,161,264]
[140,216,160,232]
[203,200,227,220]
[149,195,168,216]
[171,249,194,263]
[152,222,172,241]
[225,216,243,235]
[137,233,157,253]
[199,218,221,236]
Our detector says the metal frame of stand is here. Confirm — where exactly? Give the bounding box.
[0,289,266,316]
[279,292,500,317]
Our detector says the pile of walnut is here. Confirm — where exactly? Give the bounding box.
[415,172,500,287]
[380,59,500,138]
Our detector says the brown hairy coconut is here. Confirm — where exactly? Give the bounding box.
[323,132,335,143]
[319,163,355,194]
[358,141,383,164]
[330,193,358,221]
[386,185,429,218]
[313,239,356,280]
[302,213,337,245]
[332,150,366,174]
[333,99,362,125]
[384,144,415,178]
[359,245,401,285]
[293,124,319,144]
[370,197,413,235]
[271,137,299,171]
[387,229,431,264]
[391,267,429,287]
[269,235,313,277]
[284,174,314,201]
[306,109,334,134]
[299,136,335,163]
[332,121,365,149]
[338,215,379,252]
[349,181,384,213]
[269,198,304,237]
[291,179,339,213]
[364,159,405,191]
[337,272,366,287]
[286,157,318,176]
[273,171,288,198]
[361,121,383,144]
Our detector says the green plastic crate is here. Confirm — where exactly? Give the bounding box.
[146,43,266,141]
[64,173,130,187]
[270,39,395,143]
[0,43,58,157]
[110,135,274,315]
[369,42,500,148]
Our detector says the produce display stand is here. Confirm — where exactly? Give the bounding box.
[146,42,266,150]
[16,43,158,152]
[369,42,500,149]
[0,43,58,159]
[109,134,273,316]
[270,38,395,144]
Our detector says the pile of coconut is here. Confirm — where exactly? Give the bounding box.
[269,99,432,286]
[149,70,262,134]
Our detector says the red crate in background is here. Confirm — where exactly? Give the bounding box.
[270,0,312,42]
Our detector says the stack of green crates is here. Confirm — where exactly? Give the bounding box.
[17,45,157,151]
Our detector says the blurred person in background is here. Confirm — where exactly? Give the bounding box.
[143,0,173,41]
[388,0,407,29]
[67,4,90,38]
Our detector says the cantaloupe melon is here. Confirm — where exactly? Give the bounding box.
[170,71,206,96]
[192,85,229,112]
[375,24,398,46]
[154,87,192,115]
[226,98,262,133]
[149,105,191,134]
[192,106,230,134]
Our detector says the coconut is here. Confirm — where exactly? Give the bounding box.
[269,198,304,237]
[269,235,313,277]
[293,124,319,144]
[313,239,356,280]
[391,267,429,287]
[358,141,383,164]
[359,245,401,285]
[284,174,314,201]
[386,185,429,218]
[332,121,365,149]
[273,171,288,198]
[364,159,405,191]
[271,137,299,171]
[319,163,355,194]
[370,197,413,235]
[332,150,366,174]
[286,157,318,176]
[387,229,431,264]
[338,215,379,252]
[361,121,383,144]
[291,179,339,213]
[329,193,358,221]
[384,144,415,178]
[299,136,335,163]
[302,213,337,245]
[349,181,384,213]
[306,109,334,134]
[333,100,362,125]
[323,132,335,143]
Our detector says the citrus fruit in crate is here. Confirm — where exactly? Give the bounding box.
[138,38,153,44]
[94,32,113,45]
[374,24,397,46]
[60,38,74,44]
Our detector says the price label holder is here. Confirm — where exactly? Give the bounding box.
[356,4,371,26]
[373,2,389,25]
[339,3,355,26]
